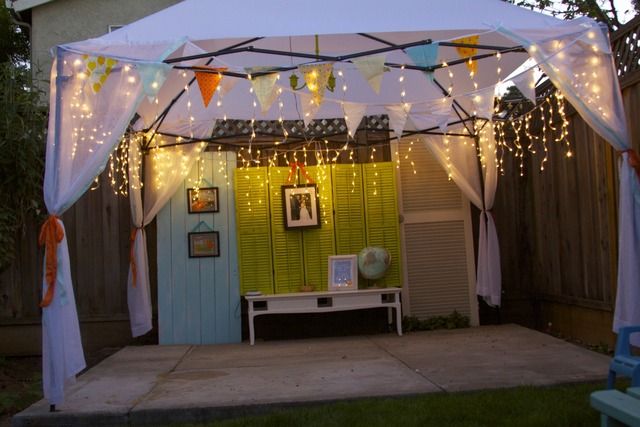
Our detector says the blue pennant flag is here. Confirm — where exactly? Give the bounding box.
[406,44,439,82]
[136,62,172,102]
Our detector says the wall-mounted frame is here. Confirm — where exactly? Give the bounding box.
[328,255,358,291]
[188,231,220,258]
[187,187,219,214]
[281,184,321,230]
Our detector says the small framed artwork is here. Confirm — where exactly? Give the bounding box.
[187,187,219,214]
[188,231,220,258]
[328,255,358,291]
[281,184,321,230]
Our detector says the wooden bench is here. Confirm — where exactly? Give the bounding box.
[591,389,640,426]
[245,287,402,345]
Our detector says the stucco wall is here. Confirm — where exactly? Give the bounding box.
[31,0,179,86]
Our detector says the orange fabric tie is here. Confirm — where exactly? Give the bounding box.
[624,149,640,180]
[286,162,314,184]
[38,216,64,308]
[129,228,141,288]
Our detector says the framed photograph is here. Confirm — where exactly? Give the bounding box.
[328,255,358,291]
[187,187,219,213]
[188,231,220,258]
[281,184,321,230]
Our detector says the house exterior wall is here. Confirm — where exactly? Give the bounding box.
[30,0,179,85]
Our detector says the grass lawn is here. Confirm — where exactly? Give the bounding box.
[179,381,612,427]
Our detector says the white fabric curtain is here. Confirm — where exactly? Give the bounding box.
[499,19,638,339]
[126,138,205,336]
[422,126,502,306]
[42,47,147,404]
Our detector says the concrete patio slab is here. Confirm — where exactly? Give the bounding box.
[12,324,611,426]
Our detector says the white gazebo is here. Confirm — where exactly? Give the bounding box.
[40,0,638,407]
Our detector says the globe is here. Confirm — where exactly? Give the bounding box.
[358,247,391,280]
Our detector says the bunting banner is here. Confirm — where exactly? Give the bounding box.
[352,55,387,94]
[512,67,537,104]
[452,35,479,75]
[299,92,321,127]
[136,62,172,102]
[343,102,368,137]
[385,104,412,140]
[246,68,280,113]
[299,62,334,106]
[405,44,439,82]
[471,86,496,119]
[409,97,453,133]
[193,66,226,108]
[82,55,118,94]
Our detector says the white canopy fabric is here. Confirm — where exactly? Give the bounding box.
[42,0,637,405]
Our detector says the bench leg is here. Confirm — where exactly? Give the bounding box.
[607,370,616,389]
[249,313,256,346]
[601,413,626,427]
[395,305,403,336]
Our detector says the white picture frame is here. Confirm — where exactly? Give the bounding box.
[328,255,358,291]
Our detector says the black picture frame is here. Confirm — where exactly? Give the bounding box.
[188,231,220,258]
[281,184,321,230]
[187,187,219,214]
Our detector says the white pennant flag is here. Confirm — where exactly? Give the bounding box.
[299,92,320,127]
[409,97,453,133]
[247,70,279,113]
[343,102,367,137]
[385,104,411,139]
[513,68,537,104]
[352,54,387,94]
[471,86,496,119]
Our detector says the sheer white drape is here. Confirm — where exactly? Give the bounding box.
[126,139,205,336]
[422,125,502,306]
[42,47,146,404]
[500,18,638,339]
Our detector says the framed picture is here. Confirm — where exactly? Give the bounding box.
[187,187,219,213]
[281,184,321,230]
[188,231,220,257]
[328,255,358,291]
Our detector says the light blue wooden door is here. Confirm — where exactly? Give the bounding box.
[157,151,241,344]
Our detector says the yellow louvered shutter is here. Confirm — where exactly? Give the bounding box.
[235,167,274,295]
[268,167,305,293]
[331,164,366,255]
[363,163,402,288]
[302,166,336,291]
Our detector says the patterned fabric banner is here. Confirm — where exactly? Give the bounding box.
[405,44,438,82]
[193,66,226,108]
[452,35,479,74]
[343,102,368,137]
[385,103,412,139]
[82,55,118,94]
[299,62,334,106]
[136,62,172,102]
[352,55,387,94]
[246,67,279,113]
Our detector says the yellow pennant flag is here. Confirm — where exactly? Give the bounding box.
[452,35,479,75]
[299,62,334,106]
[193,66,226,108]
[82,55,118,93]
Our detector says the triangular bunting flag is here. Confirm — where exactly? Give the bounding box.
[298,92,320,127]
[409,97,453,133]
[452,35,479,75]
[471,86,496,119]
[385,104,411,139]
[299,62,334,106]
[343,102,367,137]
[81,54,118,93]
[405,44,439,82]
[512,68,537,104]
[136,62,172,102]
[247,71,279,113]
[193,66,226,108]
[352,55,387,94]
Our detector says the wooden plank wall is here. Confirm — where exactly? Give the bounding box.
[494,77,640,346]
[0,170,137,355]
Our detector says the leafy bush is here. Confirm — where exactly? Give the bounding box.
[402,311,470,332]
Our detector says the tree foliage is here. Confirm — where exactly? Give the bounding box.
[507,0,640,31]
[0,5,46,270]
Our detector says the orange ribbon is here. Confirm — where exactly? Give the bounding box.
[624,149,640,180]
[286,162,314,184]
[38,216,64,308]
[129,228,143,288]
